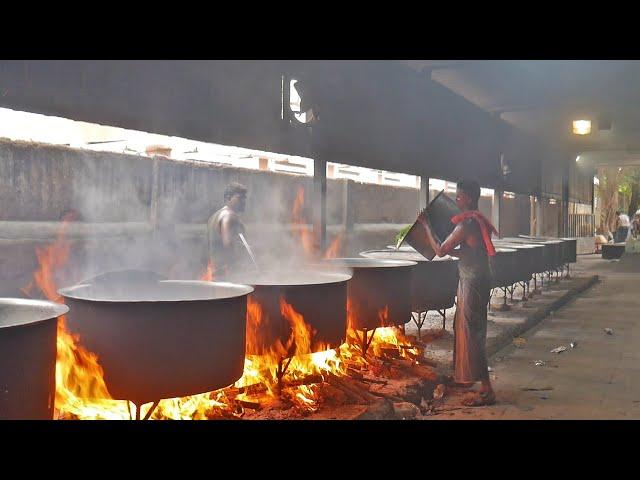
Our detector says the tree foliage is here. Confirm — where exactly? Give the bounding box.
[597,166,640,233]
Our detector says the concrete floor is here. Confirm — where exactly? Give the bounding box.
[426,253,640,420]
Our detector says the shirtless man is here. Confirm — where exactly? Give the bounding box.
[207,182,248,276]
[417,180,497,406]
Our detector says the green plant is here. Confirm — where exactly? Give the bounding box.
[395,224,412,246]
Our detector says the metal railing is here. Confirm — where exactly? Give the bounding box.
[568,213,595,237]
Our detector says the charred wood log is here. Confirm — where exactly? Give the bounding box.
[283,374,325,388]
[235,398,262,410]
[326,374,378,404]
[361,376,388,385]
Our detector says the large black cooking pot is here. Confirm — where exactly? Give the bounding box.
[519,236,577,265]
[492,242,538,283]
[224,270,351,357]
[359,250,459,313]
[490,247,518,288]
[560,238,578,264]
[58,271,253,406]
[0,298,67,419]
[504,237,561,272]
[320,258,416,330]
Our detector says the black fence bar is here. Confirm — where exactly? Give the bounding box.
[568,213,595,237]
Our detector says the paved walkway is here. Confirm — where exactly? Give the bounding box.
[426,253,640,419]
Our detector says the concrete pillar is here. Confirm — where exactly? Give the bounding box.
[492,189,502,238]
[150,157,160,233]
[313,157,327,250]
[562,162,570,237]
[342,179,354,231]
[419,177,429,211]
[535,196,543,236]
[591,167,596,215]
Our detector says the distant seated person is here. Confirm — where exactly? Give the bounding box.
[614,211,630,242]
[594,230,609,253]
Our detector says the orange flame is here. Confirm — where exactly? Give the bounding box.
[343,303,420,363]
[21,214,74,302]
[292,187,345,260]
[199,260,216,281]
[323,233,344,259]
[292,187,317,258]
[237,296,345,408]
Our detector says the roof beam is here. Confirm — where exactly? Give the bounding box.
[400,60,470,77]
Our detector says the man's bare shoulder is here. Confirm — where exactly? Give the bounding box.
[459,218,482,241]
[222,210,241,222]
[209,207,236,223]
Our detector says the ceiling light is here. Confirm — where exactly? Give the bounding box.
[572,120,591,135]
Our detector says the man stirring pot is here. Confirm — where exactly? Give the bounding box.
[207,182,249,276]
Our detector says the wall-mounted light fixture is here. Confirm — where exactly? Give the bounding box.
[575,155,581,162]
[572,120,591,135]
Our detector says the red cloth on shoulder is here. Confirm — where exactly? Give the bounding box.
[451,210,498,257]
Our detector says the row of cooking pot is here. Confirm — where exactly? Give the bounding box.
[378,236,577,290]
[491,236,577,287]
[1,237,575,418]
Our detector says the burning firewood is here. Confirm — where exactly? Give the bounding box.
[326,374,377,404]
[346,368,364,380]
[283,374,325,388]
[320,384,350,405]
[235,397,262,411]
[361,376,388,385]
[379,347,402,359]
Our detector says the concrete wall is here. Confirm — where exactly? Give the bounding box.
[0,139,152,222]
[0,138,419,297]
[0,138,419,225]
[348,182,418,224]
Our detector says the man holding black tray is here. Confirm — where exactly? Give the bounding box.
[417,180,498,406]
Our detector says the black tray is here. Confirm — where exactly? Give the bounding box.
[398,190,461,260]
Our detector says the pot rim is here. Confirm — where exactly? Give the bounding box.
[319,257,417,269]
[57,280,254,303]
[359,249,459,262]
[0,297,68,329]
[225,270,352,287]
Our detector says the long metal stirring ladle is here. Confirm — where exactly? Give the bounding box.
[238,232,259,270]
